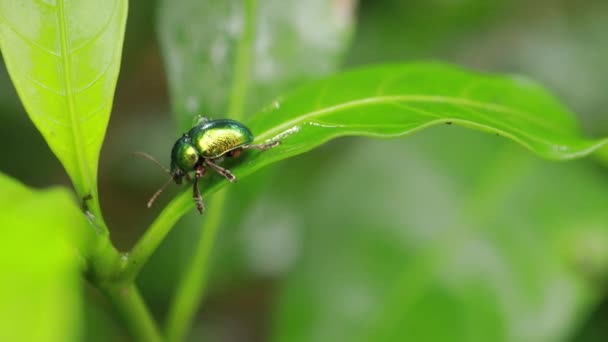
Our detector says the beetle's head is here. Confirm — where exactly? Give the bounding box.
[144,134,200,209]
[170,134,199,184]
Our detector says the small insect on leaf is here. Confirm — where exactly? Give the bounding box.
[146,118,280,214]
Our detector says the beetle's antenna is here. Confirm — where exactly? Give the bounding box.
[133,151,170,174]
[147,176,174,208]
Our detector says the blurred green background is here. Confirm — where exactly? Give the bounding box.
[1,0,608,341]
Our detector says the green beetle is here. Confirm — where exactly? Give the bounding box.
[145,118,279,214]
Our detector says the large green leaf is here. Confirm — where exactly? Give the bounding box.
[149,62,608,259]
[144,62,608,306]
[237,63,607,179]
[0,173,90,341]
[158,0,355,129]
[265,128,608,342]
[172,56,608,337]
[0,0,128,203]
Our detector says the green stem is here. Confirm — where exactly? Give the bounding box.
[119,181,223,280]
[164,2,257,339]
[120,190,192,279]
[100,282,163,342]
[226,0,256,121]
[164,189,228,342]
[88,232,123,279]
[119,182,225,281]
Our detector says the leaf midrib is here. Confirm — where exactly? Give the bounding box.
[256,95,578,142]
[57,0,92,195]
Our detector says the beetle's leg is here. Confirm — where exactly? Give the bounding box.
[195,164,207,178]
[205,158,236,182]
[192,178,204,214]
[242,140,280,151]
[193,165,206,214]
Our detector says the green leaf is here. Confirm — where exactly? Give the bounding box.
[245,63,606,166]
[265,128,608,342]
[0,173,90,341]
[158,0,355,129]
[0,0,128,203]
[143,62,608,277]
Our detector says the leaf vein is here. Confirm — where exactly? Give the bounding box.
[69,0,119,55]
[0,11,61,57]
[34,0,56,9]
[78,98,111,123]
[57,0,91,195]
[25,74,65,96]
[73,51,115,95]
[256,95,572,143]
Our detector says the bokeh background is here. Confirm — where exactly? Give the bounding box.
[1,0,608,341]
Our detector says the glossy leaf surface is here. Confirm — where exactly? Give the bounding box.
[0,173,89,341]
[208,62,607,188]
[0,0,128,200]
[155,62,608,239]
[147,62,608,305]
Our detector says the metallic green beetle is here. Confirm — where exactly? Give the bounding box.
[147,118,279,214]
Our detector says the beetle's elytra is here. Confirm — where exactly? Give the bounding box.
[146,118,279,214]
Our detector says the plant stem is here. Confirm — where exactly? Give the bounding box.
[119,180,223,280]
[119,190,193,280]
[226,0,256,120]
[164,189,228,342]
[118,170,249,279]
[89,232,123,279]
[100,282,163,342]
[164,1,257,338]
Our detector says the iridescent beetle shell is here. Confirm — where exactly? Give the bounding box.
[188,119,254,158]
[147,117,279,214]
[169,119,254,183]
